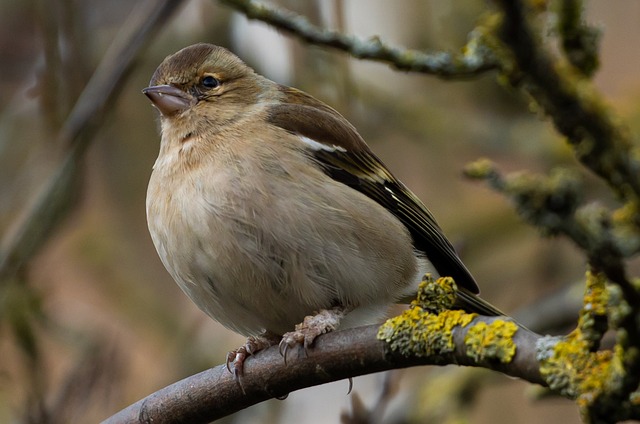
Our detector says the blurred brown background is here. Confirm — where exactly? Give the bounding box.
[1,1,639,422]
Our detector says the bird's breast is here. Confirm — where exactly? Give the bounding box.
[146,138,422,335]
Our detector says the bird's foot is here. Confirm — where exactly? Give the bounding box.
[279,307,347,362]
[226,331,280,383]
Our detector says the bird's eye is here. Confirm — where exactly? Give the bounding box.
[202,75,220,89]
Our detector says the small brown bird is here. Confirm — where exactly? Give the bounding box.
[143,43,501,375]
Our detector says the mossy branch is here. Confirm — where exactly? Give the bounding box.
[219,0,499,78]
[491,0,640,205]
[557,0,600,76]
[464,160,639,270]
[470,3,640,419]
[466,160,640,421]
[538,271,640,422]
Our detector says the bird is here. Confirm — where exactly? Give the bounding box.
[142,43,502,376]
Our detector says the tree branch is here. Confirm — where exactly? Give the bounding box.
[219,0,499,78]
[103,319,544,424]
[558,0,600,76]
[465,161,640,421]
[493,0,640,204]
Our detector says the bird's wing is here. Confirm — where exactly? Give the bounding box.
[266,86,480,295]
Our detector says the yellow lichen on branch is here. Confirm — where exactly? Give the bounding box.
[378,308,476,357]
[465,320,518,363]
[378,275,519,364]
[412,275,458,313]
[537,270,628,411]
[538,335,618,403]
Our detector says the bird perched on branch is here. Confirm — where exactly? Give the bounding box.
[143,43,501,377]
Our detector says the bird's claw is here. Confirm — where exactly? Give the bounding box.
[225,333,279,385]
[278,307,345,363]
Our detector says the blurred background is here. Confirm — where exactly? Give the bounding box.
[1,0,640,422]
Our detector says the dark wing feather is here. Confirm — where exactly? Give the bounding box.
[312,148,481,295]
[314,148,505,316]
[267,86,480,296]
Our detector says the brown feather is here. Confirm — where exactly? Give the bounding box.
[267,88,481,295]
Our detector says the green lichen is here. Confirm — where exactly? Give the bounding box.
[473,11,516,82]
[463,158,498,181]
[612,202,640,256]
[556,0,601,76]
[606,284,632,329]
[503,168,583,235]
[378,275,476,358]
[464,320,518,363]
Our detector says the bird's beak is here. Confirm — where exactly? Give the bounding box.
[142,85,196,117]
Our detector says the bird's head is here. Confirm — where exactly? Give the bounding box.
[143,43,267,135]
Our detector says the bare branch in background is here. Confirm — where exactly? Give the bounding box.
[486,1,640,419]
[0,0,184,283]
[494,0,640,203]
[220,0,499,78]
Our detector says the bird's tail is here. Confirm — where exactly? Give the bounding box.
[455,286,506,317]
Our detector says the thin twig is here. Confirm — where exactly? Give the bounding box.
[558,0,600,76]
[219,0,499,78]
